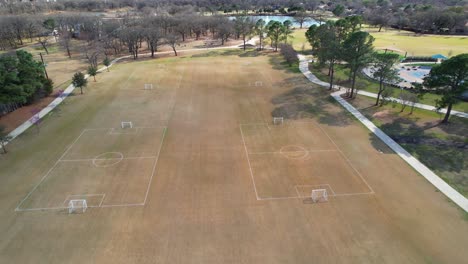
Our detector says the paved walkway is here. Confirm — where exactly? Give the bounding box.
[298,54,468,212]
[299,55,467,119]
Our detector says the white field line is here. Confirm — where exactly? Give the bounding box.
[99,194,106,206]
[59,156,157,162]
[257,191,374,201]
[15,202,145,212]
[15,125,165,212]
[15,129,87,211]
[315,124,375,194]
[248,149,337,155]
[298,54,468,212]
[239,126,260,200]
[142,127,167,205]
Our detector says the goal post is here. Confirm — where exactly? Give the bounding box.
[144,83,153,90]
[273,117,284,125]
[68,199,87,214]
[255,81,263,87]
[311,189,328,203]
[121,121,133,129]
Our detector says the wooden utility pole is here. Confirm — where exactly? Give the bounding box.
[39,52,49,79]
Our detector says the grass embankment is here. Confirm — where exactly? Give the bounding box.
[309,63,468,112]
[348,94,468,198]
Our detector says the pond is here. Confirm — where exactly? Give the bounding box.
[229,15,319,28]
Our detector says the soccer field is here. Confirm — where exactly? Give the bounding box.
[0,51,467,263]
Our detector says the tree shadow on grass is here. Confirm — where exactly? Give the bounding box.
[434,116,468,138]
[267,54,301,74]
[270,79,353,127]
[369,117,467,181]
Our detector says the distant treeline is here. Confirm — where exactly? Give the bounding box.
[0,0,466,34]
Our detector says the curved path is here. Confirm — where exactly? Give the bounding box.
[302,57,467,118]
[298,54,468,212]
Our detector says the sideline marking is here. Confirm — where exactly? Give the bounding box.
[239,126,260,200]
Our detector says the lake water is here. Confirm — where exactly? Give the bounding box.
[229,15,319,28]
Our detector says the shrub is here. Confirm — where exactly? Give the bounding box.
[279,44,298,66]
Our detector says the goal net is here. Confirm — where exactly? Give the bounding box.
[144,83,153,90]
[121,121,133,129]
[254,81,263,87]
[273,117,284,125]
[68,199,87,214]
[311,189,328,203]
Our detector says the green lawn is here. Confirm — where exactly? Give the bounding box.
[364,26,468,57]
[309,63,468,112]
[349,94,468,198]
[291,25,467,57]
[290,29,311,52]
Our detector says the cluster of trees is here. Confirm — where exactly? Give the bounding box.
[307,17,468,123]
[306,16,373,97]
[0,50,53,116]
[424,54,468,123]
[363,3,467,34]
[0,15,54,50]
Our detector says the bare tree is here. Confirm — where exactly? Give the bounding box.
[294,11,309,29]
[145,27,163,58]
[234,16,255,50]
[166,34,180,56]
[59,29,72,58]
[37,31,50,54]
[216,20,234,45]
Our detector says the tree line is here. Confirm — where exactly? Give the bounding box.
[0,50,53,116]
[1,0,466,35]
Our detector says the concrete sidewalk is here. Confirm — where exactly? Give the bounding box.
[298,54,468,212]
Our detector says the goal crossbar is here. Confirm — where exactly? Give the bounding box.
[273,117,284,125]
[68,199,87,214]
[311,189,328,203]
[121,121,133,129]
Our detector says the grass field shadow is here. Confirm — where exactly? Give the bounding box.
[271,78,353,127]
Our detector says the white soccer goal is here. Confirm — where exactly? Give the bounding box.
[273,117,284,125]
[121,121,133,129]
[68,199,87,214]
[311,189,328,203]
[144,83,153,90]
[254,81,263,87]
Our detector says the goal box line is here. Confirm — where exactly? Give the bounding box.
[239,121,375,201]
[15,126,168,212]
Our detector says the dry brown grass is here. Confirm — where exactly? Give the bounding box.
[0,50,467,263]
